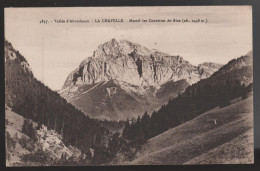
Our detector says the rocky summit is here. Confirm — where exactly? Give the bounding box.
[60,38,222,120]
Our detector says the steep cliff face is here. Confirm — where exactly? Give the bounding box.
[60,39,222,120]
[63,39,222,89]
[197,62,223,78]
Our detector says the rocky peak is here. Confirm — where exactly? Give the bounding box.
[196,62,223,78]
[198,62,223,68]
[92,38,151,60]
[62,39,223,90]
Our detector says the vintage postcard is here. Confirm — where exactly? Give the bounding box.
[5,6,253,166]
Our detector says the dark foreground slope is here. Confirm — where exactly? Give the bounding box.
[5,40,109,157]
[126,94,253,164]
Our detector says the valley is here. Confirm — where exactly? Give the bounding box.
[4,39,253,166]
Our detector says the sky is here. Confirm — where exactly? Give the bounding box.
[5,6,252,90]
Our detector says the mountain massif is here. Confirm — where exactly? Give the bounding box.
[60,38,222,120]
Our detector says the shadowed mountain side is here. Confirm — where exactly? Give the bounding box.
[156,79,189,103]
[67,80,146,121]
[60,79,190,121]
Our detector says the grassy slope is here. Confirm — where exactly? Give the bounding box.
[127,94,253,165]
[184,128,253,164]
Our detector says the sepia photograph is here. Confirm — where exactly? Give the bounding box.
[4,6,253,166]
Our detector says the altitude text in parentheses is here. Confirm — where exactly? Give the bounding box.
[182,19,190,23]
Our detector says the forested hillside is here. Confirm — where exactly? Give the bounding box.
[5,40,109,155]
